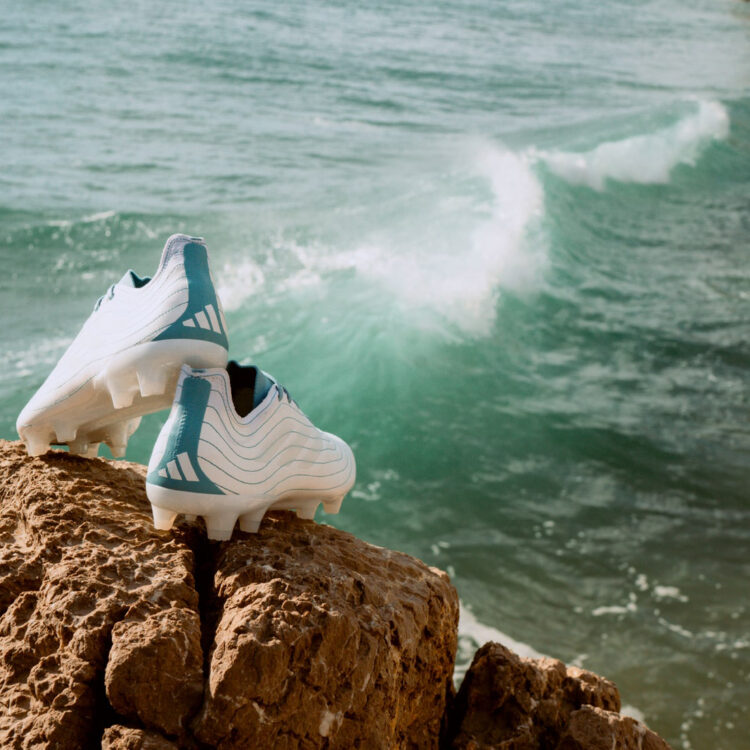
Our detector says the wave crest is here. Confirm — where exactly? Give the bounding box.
[336,148,546,336]
[216,147,547,337]
[537,100,729,190]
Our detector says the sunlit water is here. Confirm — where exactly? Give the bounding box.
[1,2,749,747]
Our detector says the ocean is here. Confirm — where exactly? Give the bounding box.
[1,1,748,747]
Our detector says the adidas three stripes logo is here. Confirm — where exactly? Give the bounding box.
[158,451,200,482]
[182,303,224,334]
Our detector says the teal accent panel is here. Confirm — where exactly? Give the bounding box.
[253,368,274,409]
[154,242,229,348]
[147,376,225,494]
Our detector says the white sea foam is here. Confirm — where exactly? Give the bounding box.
[658,617,693,639]
[215,259,266,312]
[215,147,546,337]
[81,210,116,223]
[592,591,639,617]
[621,704,646,723]
[471,147,547,292]
[538,100,729,190]
[591,605,631,617]
[458,602,542,660]
[46,210,117,228]
[219,97,728,342]
[653,585,688,602]
[326,147,546,336]
[209,102,728,329]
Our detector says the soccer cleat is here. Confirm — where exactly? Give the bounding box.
[145,362,356,541]
[17,234,229,458]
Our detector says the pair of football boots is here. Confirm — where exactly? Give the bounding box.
[16,234,356,540]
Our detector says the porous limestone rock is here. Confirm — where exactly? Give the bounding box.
[190,513,460,749]
[557,706,672,750]
[105,607,204,736]
[0,440,459,748]
[0,438,673,749]
[101,725,179,750]
[0,440,201,749]
[447,641,621,749]
[447,641,672,750]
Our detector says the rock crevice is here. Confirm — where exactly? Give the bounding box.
[0,441,459,749]
[0,440,672,749]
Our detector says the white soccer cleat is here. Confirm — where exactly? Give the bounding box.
[145,362,356,541]
[17,235,229,458]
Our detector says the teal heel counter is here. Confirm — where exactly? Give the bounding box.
[155,242,229,349]
[147,376,224,494]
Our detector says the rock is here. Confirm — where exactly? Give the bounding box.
[557,706,672,750]
[0,438,673,749]
[191,513,459,748]
[0,440,200,749]
[101,725,179,750]
[447,641,621,749]
[105,608,204,736]
[0,440,459,748]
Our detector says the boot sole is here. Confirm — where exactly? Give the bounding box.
[146,482,345,541]
[19,339,227,458]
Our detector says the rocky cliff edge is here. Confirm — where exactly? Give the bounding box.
[0,440,671,749]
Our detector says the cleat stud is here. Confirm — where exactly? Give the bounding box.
[323,496,344,515]
[204,512,238,541]
[239,512,265,534]
[137,367,168,398]
[69,439,90,456]
[25,436,50,457]
[104,421,133,458]
[125,417,141,440]
[152,505,178,531]
[84,443,100,458]
[296,502,319,521]
[54,424,77,444]
[107,374,137,409]
[110,388,135,409]
[108,442,127,458]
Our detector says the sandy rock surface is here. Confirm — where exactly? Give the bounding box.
[0,441,199,748]
[447,641,672,749]
[0,440,458,748]
[0,439,674,749]
[101,725,179,750]
[192,515,459,749]
[557,705,673,750]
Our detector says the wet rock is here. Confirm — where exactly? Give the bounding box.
[557,705,672,750]
[447,641,621,749]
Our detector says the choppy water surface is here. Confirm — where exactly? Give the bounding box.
[1,2,749,746]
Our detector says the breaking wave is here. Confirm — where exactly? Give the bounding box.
[537,100,729,190]
[217,146,546,337]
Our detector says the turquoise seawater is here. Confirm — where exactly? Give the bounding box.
[2,2,749,747]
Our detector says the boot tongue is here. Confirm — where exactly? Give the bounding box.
[226,362,275,417]
[118,269,151,288]
[251,368,274,409]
